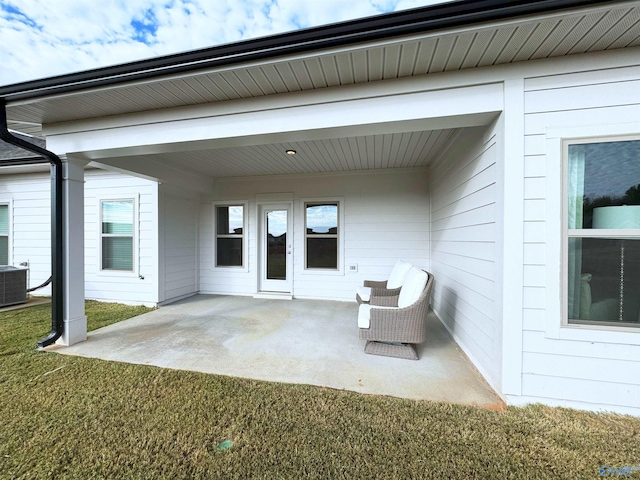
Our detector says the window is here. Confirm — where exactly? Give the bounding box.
[0,204,8,265]
[305,202,338,269]
[566,138,640,328]
[216,205,244,267]
[101,199,134,271]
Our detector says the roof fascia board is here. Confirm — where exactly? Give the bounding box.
[0,0,617,102]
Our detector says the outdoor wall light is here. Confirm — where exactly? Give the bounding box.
[285,149,297,155]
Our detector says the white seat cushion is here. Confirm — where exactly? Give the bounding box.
[358,304,397,328]
[386,260,413,289]
[356,286,372,302]
[397,267,428,308]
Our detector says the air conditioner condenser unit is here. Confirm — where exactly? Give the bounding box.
[0,266,28,307]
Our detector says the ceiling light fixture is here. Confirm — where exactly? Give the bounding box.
[285,149,297,155]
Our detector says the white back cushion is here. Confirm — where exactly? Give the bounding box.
[397,267,428,308]
[387,260,413,289]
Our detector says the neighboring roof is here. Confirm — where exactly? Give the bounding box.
[0,132,45,160]
[0,131,49,174]
[1,0,638,137]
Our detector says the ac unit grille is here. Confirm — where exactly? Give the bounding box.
[0,267,28,307]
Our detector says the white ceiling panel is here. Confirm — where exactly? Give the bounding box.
[104,129,459,179]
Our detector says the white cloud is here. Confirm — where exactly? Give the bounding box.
[0,0,450,86]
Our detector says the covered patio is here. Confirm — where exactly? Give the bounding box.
[52,295,504,409]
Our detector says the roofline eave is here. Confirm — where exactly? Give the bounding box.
[0,0,616,103]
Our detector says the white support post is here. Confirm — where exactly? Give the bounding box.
[500,79,525,396]
[57,157,88,346]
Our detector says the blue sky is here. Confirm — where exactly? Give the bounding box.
[0,0,449,86]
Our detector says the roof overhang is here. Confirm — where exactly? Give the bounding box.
[1,0,638,184]
[0,0,620,104]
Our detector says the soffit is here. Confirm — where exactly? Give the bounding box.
[95,129,458,178]
[6,1,640,137]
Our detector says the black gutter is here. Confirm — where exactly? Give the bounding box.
[0,0,615,102]
[0,100,64,348]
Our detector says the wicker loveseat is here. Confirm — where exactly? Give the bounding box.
[358,267,434,360]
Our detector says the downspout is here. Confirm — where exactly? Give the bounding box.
[0,99,64,348]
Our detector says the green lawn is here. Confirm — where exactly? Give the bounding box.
[1,300,639,479]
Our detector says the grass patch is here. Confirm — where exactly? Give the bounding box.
[1,301,639,479]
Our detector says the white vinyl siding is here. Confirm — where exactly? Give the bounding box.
[200,168,429,300]
[159,188,199,304]
[429,123,500,388]
[0,169,163,306]
[84,171,158,306]
[0,173,51,289]
[0,174,192,311]
[521,65,640,415]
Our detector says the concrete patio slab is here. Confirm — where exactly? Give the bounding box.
[52,295,504,409]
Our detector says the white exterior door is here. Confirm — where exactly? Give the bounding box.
[259,203,293,293]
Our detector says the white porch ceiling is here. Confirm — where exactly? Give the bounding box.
[95,128,459,179]
[6,1,640,137]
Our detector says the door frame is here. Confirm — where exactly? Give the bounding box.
[257,199,294,294]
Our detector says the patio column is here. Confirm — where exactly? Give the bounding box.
[57,156,88,346]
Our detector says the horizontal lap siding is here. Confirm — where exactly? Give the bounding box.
[429,124,499,386]
[161,190,198,303]
[84,171,158,305]
[200,169,429,300]
[0,172,52,292]
[0,170,158,305]
[522,65,640,413]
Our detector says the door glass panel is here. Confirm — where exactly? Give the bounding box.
[266,210,287,280]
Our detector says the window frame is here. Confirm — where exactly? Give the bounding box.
[213,202,248,270]
[0,200,11,266]
[301,197,344,275]
[562,135,640,331]
[98,196,138,275]
[543,123,640,345]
